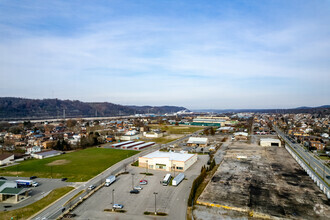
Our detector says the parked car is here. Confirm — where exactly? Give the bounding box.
[61,178,68,181]
[113,204,124,209]
[130,189,139,194]
[139,180,148,185]
[134,186,143,190]
[30,176,37,180]
[88,185,96,190]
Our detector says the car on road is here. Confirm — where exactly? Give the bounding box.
[61,178,68,181]
[32,182,39,187]
[113,204,124,209]
[134,186,143,190]
[30,176,37,180]
[130,189,140,194]
[0,177,7,180]
[88,185,96,190]
[139,180,148,185]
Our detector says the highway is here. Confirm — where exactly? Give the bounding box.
[274,126,329,186]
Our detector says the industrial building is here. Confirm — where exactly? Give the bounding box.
[187,137,208,147]
[139,150,197,172]
[233,132,249,141]
[260,138,281,147]
[189,116,226,127]
[31,150,62,159]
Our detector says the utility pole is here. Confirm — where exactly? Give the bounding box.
[153,192,158,215]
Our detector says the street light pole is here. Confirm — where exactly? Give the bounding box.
[146,160,148,174]
[153,192,158,215]
[112,189,115,211]
[131,173,135,189]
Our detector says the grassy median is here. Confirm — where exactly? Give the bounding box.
[0,148,138,182]
[0,186,74,220]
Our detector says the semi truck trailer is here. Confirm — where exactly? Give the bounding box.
[105,175,116,187]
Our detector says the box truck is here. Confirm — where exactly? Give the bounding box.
[105,175,116,187]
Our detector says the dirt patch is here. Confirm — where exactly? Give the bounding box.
[172,127,189,129]
[47,159,71,166]
[165,134,184,139]
[6,171,23,175]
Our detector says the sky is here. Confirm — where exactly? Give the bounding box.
[0,0,329,109]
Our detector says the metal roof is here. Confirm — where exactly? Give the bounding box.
[187,137,208,144]
[33,150,61,156]
[0,187,25,195]
[142,150,195,162]
[260,138,281,142]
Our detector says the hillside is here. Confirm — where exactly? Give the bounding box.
[194,105,330,115]
[0,97,187,119]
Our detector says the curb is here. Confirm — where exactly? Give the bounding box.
[28,187,75,220]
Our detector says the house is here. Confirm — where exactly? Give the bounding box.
[26,146,41,154]
[42,141,55,149]
[139,150,197,172]
[31,150,62,159]
[310,141,325,151]
[105,135,115,142]
[187,137,208,147]
[0,154,14,165]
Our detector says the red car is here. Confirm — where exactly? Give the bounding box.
[140,180,148,185]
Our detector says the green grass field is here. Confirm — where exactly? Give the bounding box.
[0,186,74,220]
[0,148,138,182]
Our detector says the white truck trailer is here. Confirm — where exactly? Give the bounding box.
[172,173,185,186]
[105,175,116,187]
[16,180,38,187]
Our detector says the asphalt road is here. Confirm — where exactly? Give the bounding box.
[275,126,330,186]
[72,155,209,220]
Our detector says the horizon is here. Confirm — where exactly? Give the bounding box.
[1,96,329,111]
[1,1,329,109]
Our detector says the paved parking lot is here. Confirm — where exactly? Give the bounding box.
[0,176,72,211]
[72,155,208,219]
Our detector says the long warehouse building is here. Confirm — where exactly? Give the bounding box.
[133,142,155,150]
[111,141,133,148]
[121,141,145,149]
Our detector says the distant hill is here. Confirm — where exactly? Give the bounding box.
[194,105,330,115]
[0,97,188,120]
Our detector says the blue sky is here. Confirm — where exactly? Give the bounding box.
[0,0,329,109]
